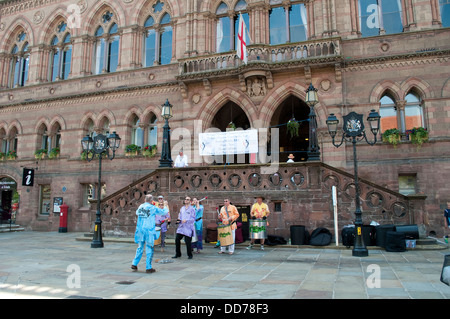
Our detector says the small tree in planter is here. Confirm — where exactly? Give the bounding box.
[35,149,47,159]
[6,150,17,160]
[125,144,141,156]
[382,128,401,148]
[407,127,428,149]
[142,144,157,157]
[48,147,60,159]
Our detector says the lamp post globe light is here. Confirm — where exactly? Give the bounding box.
[305,83,320,161]
[159,99,173,168]
[326,110,380,257]
[81,131,121,248]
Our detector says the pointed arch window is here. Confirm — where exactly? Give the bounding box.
[93,12,120,74]
[379,94,397,132]
[50,22,72,81]
[404,92,424,130]
[0,127,18,155]
[148,113,158,147]
[143,13,173,66]
[380,90,425,135]
[269,1,307,45]
[131,115,144,147]
[9,31,30,88]
[216,1,250,53]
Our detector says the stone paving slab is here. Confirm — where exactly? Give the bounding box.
[0,231,449,302]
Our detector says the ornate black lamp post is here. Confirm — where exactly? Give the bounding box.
[81,131,121,248]
[159,99,173,168]
[326,110,380,257]
[305,83,320,161]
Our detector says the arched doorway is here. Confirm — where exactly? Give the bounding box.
[210,101,251,164]
[270,95,310,162]
[0,176,18,223]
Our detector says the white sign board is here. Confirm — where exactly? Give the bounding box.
[199,129,258,156]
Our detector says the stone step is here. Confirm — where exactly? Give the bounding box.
[0,224,25,233]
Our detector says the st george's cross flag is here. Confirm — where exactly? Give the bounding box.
[237,13,248,64]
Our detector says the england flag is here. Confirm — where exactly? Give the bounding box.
[237,13,248,64]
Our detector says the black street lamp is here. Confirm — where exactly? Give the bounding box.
[326,110,380,257]
[81,131,121,248]
[305,83,320,161]
[159,99,173,168]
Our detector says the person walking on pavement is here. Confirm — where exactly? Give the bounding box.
[218,198,239,255]
[173,196,196,259]
[155,195,171,252]
[191,197,204,253]
[131,194,169,273]
[444,201,450,243]
[247,196,270,251]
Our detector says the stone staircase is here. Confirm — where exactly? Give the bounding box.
[0,223,25,233]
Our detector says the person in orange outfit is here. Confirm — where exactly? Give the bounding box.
[218,198,239,255]
[247,196,270,250]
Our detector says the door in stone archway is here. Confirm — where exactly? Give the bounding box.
[269,95,310,162]
[210,101,251,165]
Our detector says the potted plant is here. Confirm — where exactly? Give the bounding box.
[48,147,60,159]
[226,122,236,130]
[81,150,94,161]
[35,149,47,159]
[382,128,401,148]
[407,127,428,149]
[0,152,5,160]
[6,150,17,160]
[142,144,157,157]
[125,144,141,156]
[287,118,299,138]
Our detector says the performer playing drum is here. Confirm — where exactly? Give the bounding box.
[247,196,270,250]
[218,198,239,255]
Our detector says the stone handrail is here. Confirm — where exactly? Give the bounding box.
[178,38,342,76]
[96,162,421,238]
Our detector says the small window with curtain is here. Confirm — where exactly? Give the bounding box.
[143,11,173,66]
[269,1,308,45]
[358,0,403,37]
[9,31,30,88]
[215,1,249,53]
[440,0,450,27]
[93,11,120,74]
[49,21,72,81]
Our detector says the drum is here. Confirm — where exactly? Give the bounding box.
[154,226,162,246]
[217,224,234,246]
[249,219,267,239]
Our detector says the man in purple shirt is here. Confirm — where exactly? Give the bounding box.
[172,196,196,259]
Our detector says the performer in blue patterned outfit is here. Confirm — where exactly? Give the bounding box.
[191,197,204,253]
[131,194,169,273]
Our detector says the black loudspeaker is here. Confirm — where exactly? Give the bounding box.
[385,231,406,252]
[375,224,396,247]
[290,225,307,245]
[395,224,419,239]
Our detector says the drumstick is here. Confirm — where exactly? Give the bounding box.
[198,196,208,202]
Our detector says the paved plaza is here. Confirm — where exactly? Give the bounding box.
[0,231,449,301]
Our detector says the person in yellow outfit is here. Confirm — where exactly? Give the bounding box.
[218,198,240,255]
[247,196,270,250]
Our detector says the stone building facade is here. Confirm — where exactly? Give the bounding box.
[0,0,449,239]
